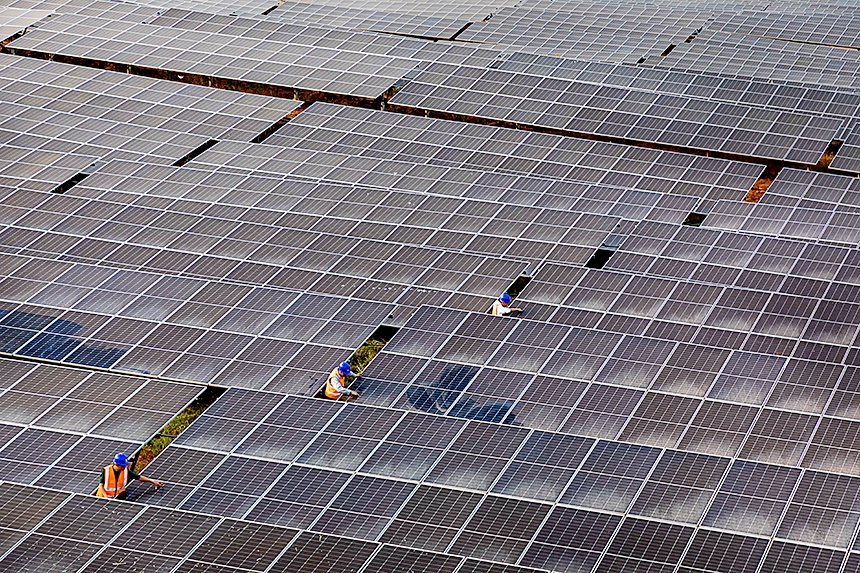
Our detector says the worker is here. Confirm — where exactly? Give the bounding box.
[490,293,522,316]
[325,361,360,400]
[95,453,162,499]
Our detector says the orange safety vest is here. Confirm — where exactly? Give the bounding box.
[96,465,128,498]
[325,368,347,399]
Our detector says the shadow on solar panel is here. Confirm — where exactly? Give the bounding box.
[0,310,125,369]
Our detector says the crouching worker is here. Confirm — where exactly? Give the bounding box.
[95,453,162,499]
[491,293,522,317]
[325,361,360,400]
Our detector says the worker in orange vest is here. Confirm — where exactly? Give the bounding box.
[325,362,360,400]
[95,453,162,499]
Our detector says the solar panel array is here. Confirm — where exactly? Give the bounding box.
[264,1,470,40]
[6,12,418,100]
[0,357,202,492]
[491,53,860,120]
[0,52,302,191]
[7,0,860,572]
[389,62,842,163]
[646,29,860,89]
[704,169,860,245]
[707,10,860,48]
[266,103,764,201]
[457,3,710,64]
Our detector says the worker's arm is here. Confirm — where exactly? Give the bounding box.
[128,468,162,490]
[138,475,163,489]
[510,307,522,313]
[329,374,359,397]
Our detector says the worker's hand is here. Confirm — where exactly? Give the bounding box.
[149,479,163,490]
[351,390,360,397]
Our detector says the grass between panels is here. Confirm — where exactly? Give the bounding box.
[349,338,386,373]
[133,386,224,472]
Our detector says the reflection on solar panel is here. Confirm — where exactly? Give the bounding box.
[0,6,51,40]
[7,0,860,571]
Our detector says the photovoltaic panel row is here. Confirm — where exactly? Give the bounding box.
[263,0,469,40]
[647,29,860,89]
[0,164,535,309]
[389,62,841,164]
[703,169,860,244]
[494,52,860,120]
[196,138,743,214]
[0,222,527,321]
[110,388,860,567]
[1,481,856,573]
[265,102,764,201]
[0,253,402,387]
[708,10,860,48]
[53,0,278,18]
[703,200,860,246]
[0,356,201,489]
[6,13,419,100]
[106,0,284,17]
[45,155,631,268]
[272,0,509,21]
[137,6,508,67]
[0,101,212,191]
[456,4,709,63]
[0,54,303,144]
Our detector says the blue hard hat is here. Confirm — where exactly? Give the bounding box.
[113,453,130,467]
[499,293,512,304]
[338,362,352,375]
